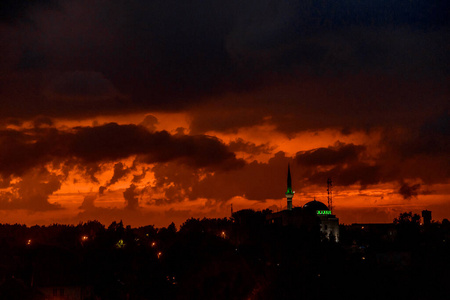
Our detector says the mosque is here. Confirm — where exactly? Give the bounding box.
[266,165,340,241]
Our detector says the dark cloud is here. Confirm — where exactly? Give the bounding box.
[293,142,383,188]
[46,71,120,99]
[378,112,450,184]
[107,162,130,186]
[228,138,273,155]
[306,162,382,188]
[1,120,446,211]
[98,186,107,195]
[0,123,244,178]
[398,182,421,200]
[190,107,266,134]
[139,115,158,132]
[413,112,450,156]
[295,142,365,166]
[300,114,449,189]
[0,122,245,212]
[0,0,448,124]
[190,76,449,135]
[0,128,57,177]
[132,168,148,184]
[79,193,96,210]
[136,132,245,171]
[149,162,206,204]
[123,184,139,210]
[296,127,449,189]
[188,151,292,201]
[379,112,450,159]
[0,168,62,211]
[67,123,244,170]
[145,133,447,204]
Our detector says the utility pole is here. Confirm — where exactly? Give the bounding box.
[327,178,333,212]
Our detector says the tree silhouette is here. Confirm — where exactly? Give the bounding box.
[393,212,421,225]
[393,212,421,249]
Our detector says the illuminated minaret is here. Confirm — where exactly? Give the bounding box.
[286,164,294,210]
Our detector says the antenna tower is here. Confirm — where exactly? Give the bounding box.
[327,178,333,212]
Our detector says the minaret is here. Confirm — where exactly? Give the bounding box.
[286,164,294,210]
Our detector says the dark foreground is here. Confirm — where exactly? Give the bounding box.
[0,210,449,299]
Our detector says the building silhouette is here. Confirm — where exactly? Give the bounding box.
[266,165,340,241]
[422,210,432,226]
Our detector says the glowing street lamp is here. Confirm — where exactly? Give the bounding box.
[116,239,125,249]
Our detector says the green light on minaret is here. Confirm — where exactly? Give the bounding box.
[286,164,293,194]
[286,164,294,211]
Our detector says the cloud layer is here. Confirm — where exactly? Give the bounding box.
[0,0,448,126]
[0,1,448,224]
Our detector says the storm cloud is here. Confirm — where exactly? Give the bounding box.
[0,0,447,128]
[295,142,365,166]
[0,123,244,178]
[0,123,244,211]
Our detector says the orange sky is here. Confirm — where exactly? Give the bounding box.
[0,112,447,228]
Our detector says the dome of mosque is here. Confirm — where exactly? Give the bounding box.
[303,200,329,212]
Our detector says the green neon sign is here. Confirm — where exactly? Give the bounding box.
[317,210,331,215]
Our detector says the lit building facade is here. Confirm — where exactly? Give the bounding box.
[266,166,340,241]
[303,199,339,241]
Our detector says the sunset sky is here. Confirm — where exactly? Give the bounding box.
[0,0,449,227]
